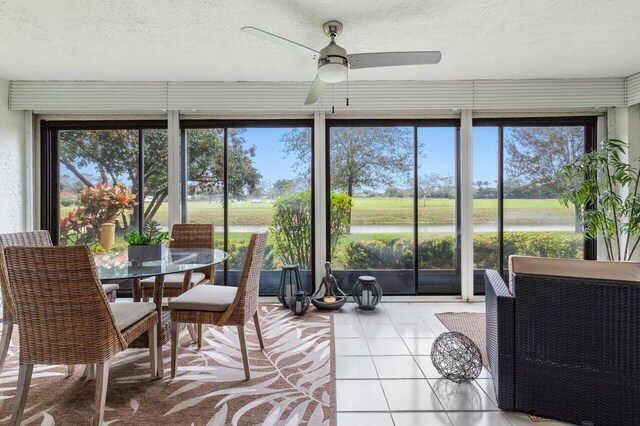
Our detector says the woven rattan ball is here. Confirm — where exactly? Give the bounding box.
[430,332,483,383]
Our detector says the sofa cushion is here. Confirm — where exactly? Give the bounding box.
[509,255,640,290]
[169,285,237,312]
[140,272,206,288]
[110,302,156,331]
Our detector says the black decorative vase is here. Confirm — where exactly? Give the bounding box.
[277,265,303,308]
[352,276,383,310]
[288,290,310,316]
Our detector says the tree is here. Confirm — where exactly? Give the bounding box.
[329,193,354,257]
[418,173,456,206]
[271,179,299,199]
[282,126,412,230]
[60,129,140,231]
[270,191,353,267]
[282,127,413,197]
[60,173,87,195]
[504,126,584,231]
[474,180,497,199]
[271,191,312,268]
[59,128,261,232]
[186,128,262,201]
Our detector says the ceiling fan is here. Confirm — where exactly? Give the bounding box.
[241,21,442,105]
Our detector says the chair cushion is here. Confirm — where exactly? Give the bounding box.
[509,255,640,290]
[140,272,206,289]
[110,302,156,331]
[102,283,119,294]
[169,285,237,312]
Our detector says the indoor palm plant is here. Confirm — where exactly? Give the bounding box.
[559,139,640,261]
[124,220,171,262]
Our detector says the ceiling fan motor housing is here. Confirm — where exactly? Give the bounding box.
[318,40,348,83]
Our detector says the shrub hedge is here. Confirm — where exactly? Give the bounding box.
[338,232,584,270]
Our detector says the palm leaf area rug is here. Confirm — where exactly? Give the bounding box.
[0,305,336,425]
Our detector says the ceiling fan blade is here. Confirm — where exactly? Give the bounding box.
[304,76,327,105]
[348,51,442,69]
[241,26,323,61]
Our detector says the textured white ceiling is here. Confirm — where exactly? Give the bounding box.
[0,0,639,82]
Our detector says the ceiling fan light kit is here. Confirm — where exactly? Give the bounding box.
[241,20,441,105]
[318,39,348,83]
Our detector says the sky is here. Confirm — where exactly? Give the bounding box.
[60,125,501,194]
[243,126,499,189]
[242,127,305,189]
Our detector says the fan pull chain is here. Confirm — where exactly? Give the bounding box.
[346,73,349,106]
[332,84,335,114]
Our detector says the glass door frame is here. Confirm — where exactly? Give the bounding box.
[40,119,168,245]
[325,118,462,295]
[472,116,598,290]
[179,119,316,290]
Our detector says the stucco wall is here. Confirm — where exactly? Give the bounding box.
[0,79,25,232]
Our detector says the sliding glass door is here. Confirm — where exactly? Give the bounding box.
[472,118,597,293]
[40,116,598,298]
[182,121,314,295]
[417,127,461,294]
[42,121,168,249]
[326,120,461,295]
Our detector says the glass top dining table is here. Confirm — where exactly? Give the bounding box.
[93,248,229,281]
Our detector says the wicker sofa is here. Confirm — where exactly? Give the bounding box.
[485,256,640,425]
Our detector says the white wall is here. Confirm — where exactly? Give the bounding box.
[0,79,26,232]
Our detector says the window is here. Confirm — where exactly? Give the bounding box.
[40,121,168,297]
[182,121,314,295]
[40,116,598,299]
[183,127,225,251]
[326,120,460,295]
[472,118,597,293]
[472,126,500,292]
[42,121,168,249]
[417,127,460,294]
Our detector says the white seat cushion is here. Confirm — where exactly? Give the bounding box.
[110,302,156,331]
[102,283,119,294]
[169,285,237,312]
[140,272,206,289]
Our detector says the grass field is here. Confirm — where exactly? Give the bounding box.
[87,197,573,227]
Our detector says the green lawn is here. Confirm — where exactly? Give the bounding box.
[184,197,574,226]
[61,197,576,227]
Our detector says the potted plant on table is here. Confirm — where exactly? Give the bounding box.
[125,220,172,263]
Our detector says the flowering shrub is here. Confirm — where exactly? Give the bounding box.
[59,183,137,246]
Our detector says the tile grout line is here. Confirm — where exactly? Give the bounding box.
[336,303,526,425]
[357,306,394,417]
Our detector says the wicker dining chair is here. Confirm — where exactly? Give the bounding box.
[3,245,158,426]
[137,223,216,302]
[169,231,268,379]
[0,230,119,373]
[129,224,216,369]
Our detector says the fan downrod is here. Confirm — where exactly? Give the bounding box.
[323,20,343,37]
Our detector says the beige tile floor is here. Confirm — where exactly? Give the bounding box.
[335,302,570,426]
